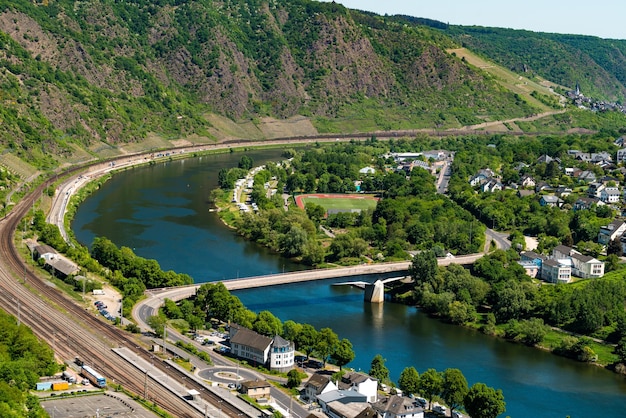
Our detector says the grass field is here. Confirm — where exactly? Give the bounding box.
[296,194,378,212]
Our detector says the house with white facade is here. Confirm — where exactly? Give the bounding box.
[302,373,338,403]
[552,245,604,279]
[229,325,295,372]
[541,259,572,284]
[372,395,424,418]
[600,187,621,203]
[469,168,495,187]
[597,220,626,245]
[337,371,379,403]
[519,175,536,188]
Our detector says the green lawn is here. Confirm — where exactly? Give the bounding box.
[300,196,378,212]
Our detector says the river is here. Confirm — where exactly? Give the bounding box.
[71,149,626,417]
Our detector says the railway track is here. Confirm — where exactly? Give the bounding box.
[0,183,245,417]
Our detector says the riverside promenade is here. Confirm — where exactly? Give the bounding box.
[132,254,482,331]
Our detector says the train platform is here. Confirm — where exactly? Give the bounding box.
[113,347,260,417]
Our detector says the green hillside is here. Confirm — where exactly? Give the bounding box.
[443,25,626,102]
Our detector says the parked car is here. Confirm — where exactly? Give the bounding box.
[452,411,463,418]
[414,397,427,407]
[433,405,447,415]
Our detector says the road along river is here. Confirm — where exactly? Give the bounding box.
[72,149,626,418]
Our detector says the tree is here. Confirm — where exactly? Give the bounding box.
[418,368,443,409]
[464,383,506,418]
[409,250,438,289]
[615,337,626,364]
[369,354,389,386]
[147,314,167,337]
[253,310,283,337]
[331,339,355,370]
[279,225,308,257]
[316,328,339,366]
[287,369,302,389]
[397,367,420,396]
[441,368,468,415]
[296,324,318,359]
[607,238,622,256]
[238,155,254,170]
[282,320,303,342]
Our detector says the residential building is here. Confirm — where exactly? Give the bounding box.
[519,251,546,279]
[469,168,495,186]
[578,171,597,183]
[600,187,621,203]
[229,325,295,372]
[539,195,563,208]
[535,182,553,193]
[597,220,626,245]
[302,373,338,402]
[337,371,379,403]
[517,189,535,198]
[518,260,540,278]
[520,175,536,188]
[372,395,424,418]
[480,179,503,193]
[617,149,626,165]
[317,390,369,417]
[326,403,377,418]
[572,197,604,211]
[552,245,605,279]
[555,186,573,198]
[541,259,572,284]
[240,380,271,400]
[570,252,605,279]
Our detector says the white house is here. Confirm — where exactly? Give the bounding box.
[598,220,626,245]
[552,245,604,279]
[337,371,379,403]
[540,259,572,284]
[229,325,295,372]
[600,187,621,203]
[302,373,338,403]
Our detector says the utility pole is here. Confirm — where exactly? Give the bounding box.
[143,370,148,399]
[162,325,167,354]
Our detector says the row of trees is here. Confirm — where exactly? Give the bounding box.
[156,283,356,368]
[369,355,505,418]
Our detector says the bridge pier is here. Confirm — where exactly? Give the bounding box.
[364,280,385,303]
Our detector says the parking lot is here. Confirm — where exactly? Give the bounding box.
[41,392,161,418]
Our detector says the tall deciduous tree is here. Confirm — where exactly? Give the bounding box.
[464,383,506,418]
[418,368,443,410]
[409,250,439,290]
[331,339,355,370]
[397,366,420,396]
[297,324,318,359]
[441,368,468,415]
[316,328,339,366]
[369,354,389,386]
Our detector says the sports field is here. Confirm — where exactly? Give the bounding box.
[294,194,378,211]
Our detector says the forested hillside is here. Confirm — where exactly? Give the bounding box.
[443,25,626,102]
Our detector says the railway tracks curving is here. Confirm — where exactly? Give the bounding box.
[0,182,244,417]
